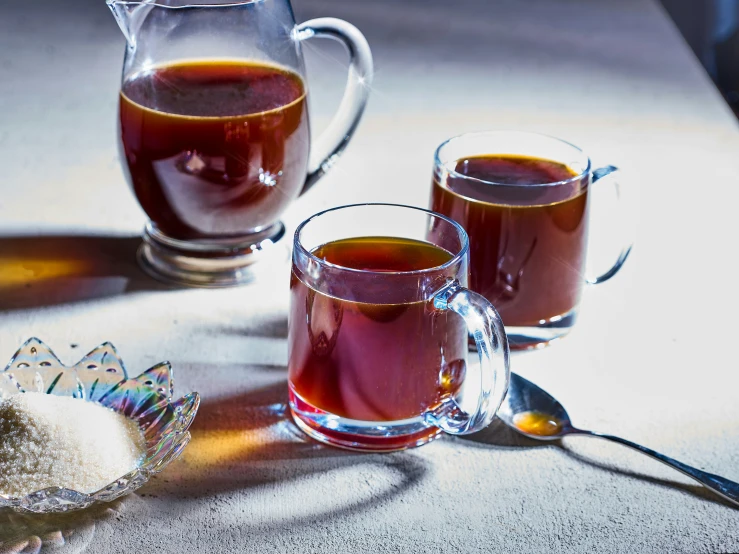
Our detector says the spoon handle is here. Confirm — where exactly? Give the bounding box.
[584,431,739,507]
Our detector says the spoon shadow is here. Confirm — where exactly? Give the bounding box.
[557,443,739,510]
[0,501,123,552]
[465,419,736,510]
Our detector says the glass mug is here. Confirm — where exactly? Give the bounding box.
[430,131,632,350]
[108,0,373,287]
[288,204,510,452]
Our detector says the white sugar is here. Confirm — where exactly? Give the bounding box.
[0,392,146,497]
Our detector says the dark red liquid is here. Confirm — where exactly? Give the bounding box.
[288,237,467,422]
[119,60,309,240]
[431,155,589,327]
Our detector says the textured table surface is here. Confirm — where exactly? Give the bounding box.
[1,0,739,552]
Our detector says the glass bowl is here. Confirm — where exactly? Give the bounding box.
[0,338,199,514]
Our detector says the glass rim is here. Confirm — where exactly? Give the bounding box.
[294,203,469,276]
[434,130,592,188]
[106,0,262,8]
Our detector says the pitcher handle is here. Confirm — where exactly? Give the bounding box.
[586,166,633,285]
[293,18,374,193]
[425,281,511,435]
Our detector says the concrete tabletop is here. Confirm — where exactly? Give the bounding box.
[1,0,739,552]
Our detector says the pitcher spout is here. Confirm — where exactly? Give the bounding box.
[107,0,153,48]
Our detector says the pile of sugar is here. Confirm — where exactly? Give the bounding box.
[0,392,146,497]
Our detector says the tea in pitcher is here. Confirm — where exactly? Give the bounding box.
[119,60,309,240]
[109,0,373,286]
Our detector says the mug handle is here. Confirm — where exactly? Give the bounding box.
[586,166,633,285]
[293,18,374,194]
[425,281,511,435]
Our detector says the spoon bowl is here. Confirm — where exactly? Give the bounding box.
[498,373,574,440]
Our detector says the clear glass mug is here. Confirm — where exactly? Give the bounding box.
[288,204,510,452]
[107,0,373,287]
[430,131,632,350]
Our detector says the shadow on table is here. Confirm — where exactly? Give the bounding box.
[207,315,289,340]
[0,501,123,552]
[139,379,430,527]
[0,234,172,311]
[558,445,738,510]
[459,418,551,449]
[463,420,737,509]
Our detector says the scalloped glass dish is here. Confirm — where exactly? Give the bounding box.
[0,338,199,514]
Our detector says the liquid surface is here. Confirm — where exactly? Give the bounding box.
[288,237,467,422]
[455,155,576,186]
[512,410,563,437]
[311,236,454,272]
[431,154,589,328]
[122,60,303,118]
[119,60,309,239]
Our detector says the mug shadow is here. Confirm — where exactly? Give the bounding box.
[0,501,123,552]
[458,418,552,450]
[0,234,172,311]
[139,380,430,531]
[208,315,289,340]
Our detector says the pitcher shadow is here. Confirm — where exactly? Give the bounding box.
[0,234,173,311]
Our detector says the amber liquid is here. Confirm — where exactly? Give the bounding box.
[431,155,588,327]
[288,237,467,422]
[119,60,309,240]
[513,411,563,436]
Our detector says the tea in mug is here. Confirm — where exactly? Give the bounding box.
[431,155,589,327]
[119,60,309,239]
[288,237,467,423]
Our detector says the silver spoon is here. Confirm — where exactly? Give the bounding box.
[497,372,739,507]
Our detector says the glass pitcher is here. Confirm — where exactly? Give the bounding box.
[107,0,373,287]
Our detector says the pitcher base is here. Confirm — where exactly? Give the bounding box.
[138,222,288,288]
